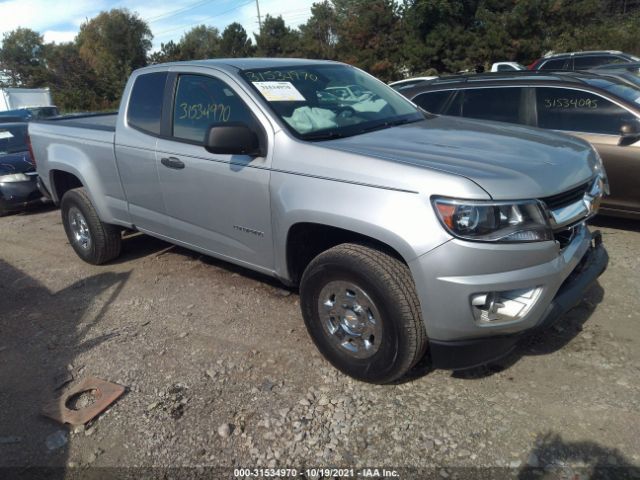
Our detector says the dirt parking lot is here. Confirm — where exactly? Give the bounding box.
[1,205,639,479]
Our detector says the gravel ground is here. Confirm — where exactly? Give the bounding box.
[0,205,639,479]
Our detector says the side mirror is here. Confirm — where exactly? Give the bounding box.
[204,123,263,156]
[618,120,640,147]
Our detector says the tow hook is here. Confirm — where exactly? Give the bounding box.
[591,230,603,248]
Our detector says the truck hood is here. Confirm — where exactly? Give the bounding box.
[0,151,35,175]
[322,116,598,199]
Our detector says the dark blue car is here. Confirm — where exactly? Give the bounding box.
[0,122,42,216]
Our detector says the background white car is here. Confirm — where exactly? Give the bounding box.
[491,61,526,72]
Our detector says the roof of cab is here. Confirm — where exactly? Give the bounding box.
[144,57,343,72]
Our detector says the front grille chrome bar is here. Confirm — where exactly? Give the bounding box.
[545,176,604,230]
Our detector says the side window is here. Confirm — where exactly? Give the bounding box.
[574,55,617,70]
[536,87,635,134]
[539,58,568,70]
[127,72,168,135]
[172,75,255,144]
[413,91,453,114]
[460,87,525,124]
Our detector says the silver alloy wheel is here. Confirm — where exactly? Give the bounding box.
[68,206,92,251]
[318,280,383,359]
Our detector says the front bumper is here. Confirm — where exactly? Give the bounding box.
[0,175,43,212]
[409,225,608,369]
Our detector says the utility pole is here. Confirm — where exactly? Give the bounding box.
[255,0,263,35]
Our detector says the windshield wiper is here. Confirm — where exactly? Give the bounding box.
[359,117,417,134]
[303,131,349,141]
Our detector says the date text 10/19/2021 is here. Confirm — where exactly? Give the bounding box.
[234,468,400,478]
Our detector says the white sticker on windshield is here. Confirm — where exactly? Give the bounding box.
[0,131,14,139]
[253,81,305,102]
[635,96,640,105]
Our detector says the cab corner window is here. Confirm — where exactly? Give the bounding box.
[127,72,168,135]
[535,87,635,134]
[172,75,254,144]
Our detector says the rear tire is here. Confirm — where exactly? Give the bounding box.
[299,243,427,384]
[60,187,121,265]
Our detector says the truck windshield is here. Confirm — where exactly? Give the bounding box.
[240,64,424,140]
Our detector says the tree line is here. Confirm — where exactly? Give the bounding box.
[1,0,639,112]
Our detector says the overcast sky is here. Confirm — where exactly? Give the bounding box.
[0,0,316,51]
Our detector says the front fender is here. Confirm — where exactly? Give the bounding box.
[271,170,452,281]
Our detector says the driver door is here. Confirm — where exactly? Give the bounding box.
[155,70,275,272]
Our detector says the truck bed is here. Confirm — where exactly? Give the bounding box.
[39,112,117,132]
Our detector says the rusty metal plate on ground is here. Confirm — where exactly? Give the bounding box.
[43,376,125,425]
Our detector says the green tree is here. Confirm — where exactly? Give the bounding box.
[402,0,640,75]
[178,25,221,60]
[220,23,254,57]
[44,42,104,112]
[299,1,338,59]
[76,8,152,105]
[255,15,300,57]
[0,28,47,87]
[333,0,404,81]
[149,40,182,64]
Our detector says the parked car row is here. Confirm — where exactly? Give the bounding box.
[528,50,640,71]
[400,70,640,219]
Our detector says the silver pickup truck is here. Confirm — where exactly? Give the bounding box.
[31,59,608,383]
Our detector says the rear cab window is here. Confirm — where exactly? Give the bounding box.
[127,72,168,135]
[171,75,256,144]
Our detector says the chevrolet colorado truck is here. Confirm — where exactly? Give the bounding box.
[30,59,608,383]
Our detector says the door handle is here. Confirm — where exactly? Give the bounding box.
[161,157,185,169]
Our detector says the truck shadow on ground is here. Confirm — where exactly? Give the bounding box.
[0,259,130,476]
[9,201,58,217]
[448,282,605,380]
[115,232,289,290]
[517,432,639,479]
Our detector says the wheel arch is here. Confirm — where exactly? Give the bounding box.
[283,220,416,286]
[49,169,83,204]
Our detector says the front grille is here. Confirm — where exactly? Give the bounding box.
[542,182,589,210]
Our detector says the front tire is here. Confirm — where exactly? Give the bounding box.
[299,243,427,384]
[60,188,121,265]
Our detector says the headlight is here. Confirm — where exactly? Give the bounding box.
[0,173,29,183]
[433,198,552,242]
